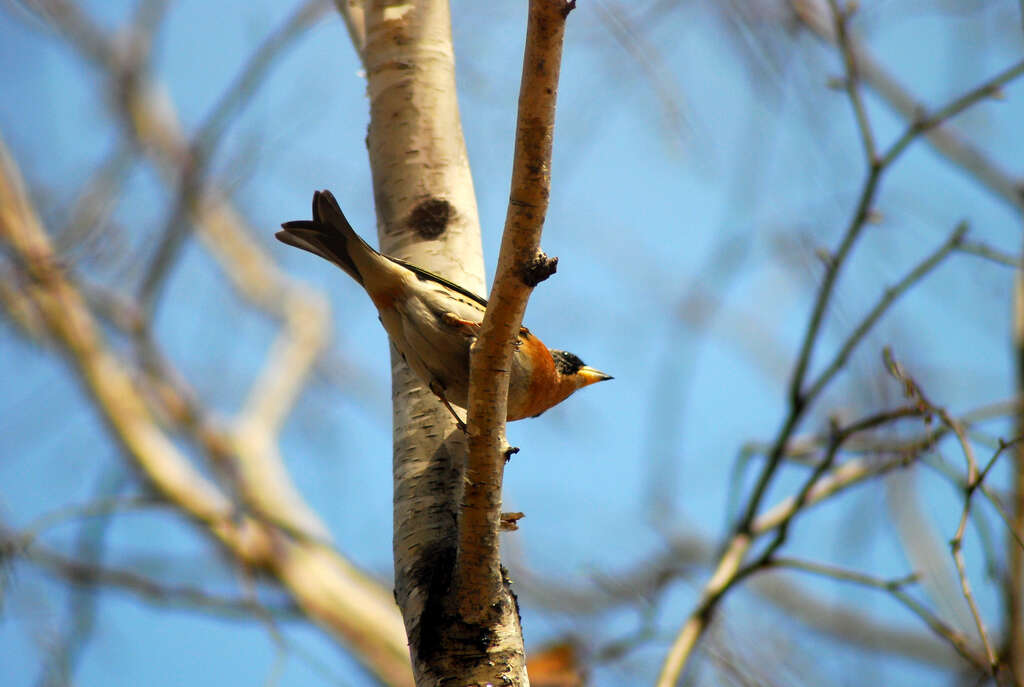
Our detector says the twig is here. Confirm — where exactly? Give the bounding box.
[769,557,987,671]
[803,222,967,402]
[21,495,164,543]
[34,471,127,687]
[948,441,1020,674]
[7,535,300,620]
[884,350,1013,672]
[880,58,1024,169]
[826,0,875,163]
[956,240,1023,269]
[738,34,1023,549]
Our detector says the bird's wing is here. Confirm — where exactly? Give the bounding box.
[385,255,488,309]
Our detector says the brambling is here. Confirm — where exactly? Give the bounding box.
[277,190,611,423]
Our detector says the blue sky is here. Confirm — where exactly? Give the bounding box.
[2,1,1024,685]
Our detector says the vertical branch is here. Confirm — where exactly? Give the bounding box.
[1010,262,1024,680]
[826,0,875,163]
[457,0,572,620]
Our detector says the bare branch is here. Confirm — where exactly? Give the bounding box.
[883,351,1022,673]
[0,136,412,687]
[768,558,988,671]
[6,533,300,620]
[956,240,1023,268]
[458,0,574,626]
[803,222,967,402]
[657,404,925,686]
[880,58,1024,169]
[794,1,1024,211]
[826,0,875,163]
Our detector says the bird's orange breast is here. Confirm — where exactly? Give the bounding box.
[508,330,559,420]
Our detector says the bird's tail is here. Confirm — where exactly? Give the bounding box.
[276,190,376,286]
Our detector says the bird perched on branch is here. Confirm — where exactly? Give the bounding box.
[277,190,611,424]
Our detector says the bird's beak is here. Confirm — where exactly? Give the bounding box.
[577,366,613,386]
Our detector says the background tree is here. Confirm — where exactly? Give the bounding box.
[2,1,1023,686]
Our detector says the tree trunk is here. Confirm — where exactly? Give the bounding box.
[360,1,529,684]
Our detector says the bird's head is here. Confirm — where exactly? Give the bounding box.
[550,350,613,399]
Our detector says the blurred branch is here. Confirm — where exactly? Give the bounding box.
[55,143,135,265]
[594,0,689,151]
[21,495,163,544]
[885,351,1022,675]
[3,529,300,620]
[16,0,346,561]
[34,472,126,687]
[1012,243,1024,682]
[826,0,875,162]
[15,0,115,66]
[802,222,967,403]
[752,571,966,669]
[656,405,927,686]
[768,557,987,671]
[0,136,253,540]
[332,0,365,63]
[0,263,47,339]
[956,240,1023,269]
[654,45,1024,681]
[194,0,330,156]
[0,136,412,687]
[138,0,329,318]
[794,0,1024,212]
[19,0,333,440]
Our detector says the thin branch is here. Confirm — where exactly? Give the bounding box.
[880,58,1024,169]
[737,42,1023,551]
[6,535,301,620]
[919,449,1024,553]
[656,405,924,686]
[956,240,1023,268]
[457,0,573,624]
[194,0,330,156]
[769,558,987,671]
[1012,254,1024,680]
[21,495,164,543]
[802,222,967,402]
[826,0,875,163]
[34,471,127,687]
[948,441,1020,674]
[884,351,1015,672]
[139,0,329,316]
[794,3,1024,211]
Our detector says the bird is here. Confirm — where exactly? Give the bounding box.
[276,189,611,424]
